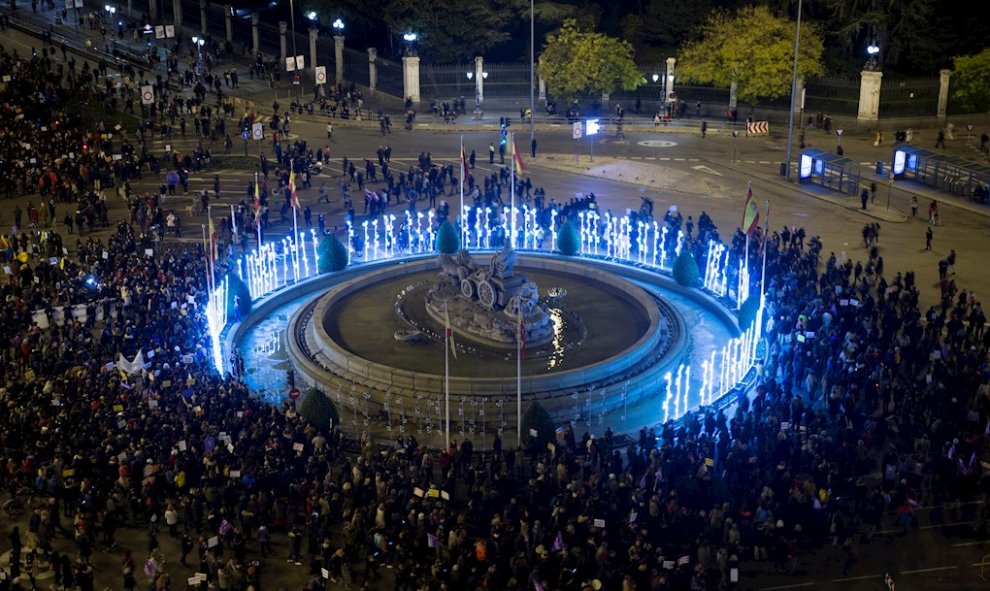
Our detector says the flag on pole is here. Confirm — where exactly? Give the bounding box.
[289,167,300,210]
[444,303,457,360]
[459,138,469,189]
[741,181,759,236]
[512,138,526,176]
[552,531,564,552]
[518,307,526,361]
[253,175,263,226]
[208,214,218,262]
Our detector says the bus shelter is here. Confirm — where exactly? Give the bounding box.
[798,149,861,195]
[892,146,990,198]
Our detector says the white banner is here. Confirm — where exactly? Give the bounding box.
[285,57,296,72]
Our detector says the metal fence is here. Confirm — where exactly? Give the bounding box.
[879,76,939,118]
[804,77,860,117]
[481,62,532,97]
[342,47,369,88]
[376,56,404,98]
[419,63,476,100]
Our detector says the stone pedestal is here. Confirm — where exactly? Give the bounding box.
[857,69,883,125]
[309,28,318,78]
[279,21,288,62]
[665,57,676,101]
[367,48,377,94]
[224,4,232,43]
[251,12,259,56]
[403,55,420,103]
[334,36,344,83]
[937,68,951,124]
[199,0,206,34]
[474,56,484,104]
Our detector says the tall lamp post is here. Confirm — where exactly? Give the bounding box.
[288,0,300,97]
[192,35,205,74]
[783,0,803,179]
[529,0,535,146]
[332,19,344,85]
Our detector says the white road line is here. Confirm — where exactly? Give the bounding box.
[900,565,958,575]
[645,157,656,160]
[673,158,685,161]
[759,583,815,591]
[759,160,772,164]
[688,158,699,162]
[952,540,990,547]
[831,575,878,582]
[659,158,671,161]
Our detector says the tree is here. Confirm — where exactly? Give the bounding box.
[678,6,824,105]
[225,272,252,322]
[435,220,461,254]
[377,0,519,62]
[317,233,349,273]
[621,0,711,61]
[538,19,645,101]
[672,249,700,288]
[952,49,990,113]
[556,220,581,256]
[521,401,555,451]
[299,388,340,433]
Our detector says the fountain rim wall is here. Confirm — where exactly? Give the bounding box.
[299,256,666,395]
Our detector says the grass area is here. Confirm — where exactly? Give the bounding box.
[75,99,141,135]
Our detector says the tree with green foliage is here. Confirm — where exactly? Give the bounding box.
[621,0,711,61]
[299,388,340,433]
[435,220,461,254]
[225,272,252,322]
[952,49,990,113]
[679,6,825,105]
[317,233,349,273]
[672,249,700,288]
[538,19,645,101]
[556,220,581,256]
[321,0,518,63]
[521,401,555,451]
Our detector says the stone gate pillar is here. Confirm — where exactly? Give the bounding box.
[857,69,883,125]
[403,55,420,103]
[367,48,377,94]
[474,56,484,104]
[251,12,260,57]
[937,68,951,124]
[279,21,288,62]
[224,4,232,43]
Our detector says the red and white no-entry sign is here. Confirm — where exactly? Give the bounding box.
[288,387,301,400]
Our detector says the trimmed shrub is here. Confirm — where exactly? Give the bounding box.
[556,220,581,256]
[672,249,701,288]
[317,233,349,273]
[738,295,761,331]
[435,220,461,254]
[299,388,340,433]
[521,401,555,451]
[225,272,252,322]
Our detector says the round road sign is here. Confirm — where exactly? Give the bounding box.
[315,70,326,84]
[142,89,153,102]
[288,387,300,400]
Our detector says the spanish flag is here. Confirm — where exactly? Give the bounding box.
[512,139,526,176]
[741,181,759,236]
[444,302,457,360]
[289,167,300,210]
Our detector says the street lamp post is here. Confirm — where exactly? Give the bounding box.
[288,0,300,97]
[866,41,880,71]
[529,0,535,146]
[783,0,803,179]
[192,35,204,74]
[332,19,344,85]
[652,73,660,112]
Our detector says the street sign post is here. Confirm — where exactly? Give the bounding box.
[252,122,264,141]
[314,66,327,86]
[141,85,154,105]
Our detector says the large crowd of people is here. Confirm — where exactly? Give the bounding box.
[2,18,990,591]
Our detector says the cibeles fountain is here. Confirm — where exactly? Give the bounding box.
[426,245,552,349]
[281,243,700,419]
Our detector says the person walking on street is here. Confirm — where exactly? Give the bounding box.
[870,181,877,203]
[926,226,933,251]
[531,138,537,158]
[861,188,869,210]
[701,120,708,138]
[936,130,946,149]
[326,122,334,141]
[911,195,918,218]
[488,143,495,164]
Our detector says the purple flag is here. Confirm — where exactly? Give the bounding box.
[552,532,564,552]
